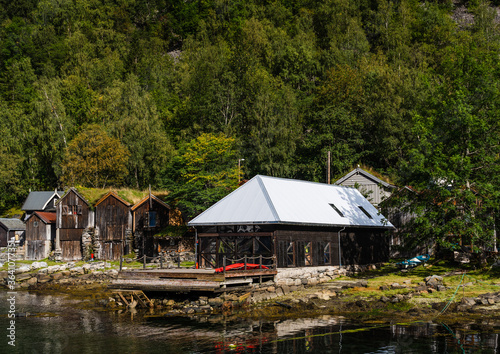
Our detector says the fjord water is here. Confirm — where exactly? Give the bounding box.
[1,291,499,353]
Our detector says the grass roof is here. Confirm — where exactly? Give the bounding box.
[66,186,170,206]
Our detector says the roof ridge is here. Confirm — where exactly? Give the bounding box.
[95,191,132,207]
[131,194,170,211]
[256,175,280,222]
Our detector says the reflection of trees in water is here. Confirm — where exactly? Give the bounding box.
[5,293,500,353]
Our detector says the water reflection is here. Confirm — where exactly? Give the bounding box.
[1,291,499,353]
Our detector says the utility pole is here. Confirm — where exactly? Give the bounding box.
[327,151,331,184]
[238,158,245,183]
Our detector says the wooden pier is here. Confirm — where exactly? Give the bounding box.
[109,268,277,292]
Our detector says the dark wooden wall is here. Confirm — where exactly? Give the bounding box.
[57,190,89,261]
[133,198,169,232]
[96,195,130,241]
[0,225,7,247]
[26,215,48,241]
[61,241,82,260]
[57,190,89,229]
[341,229,390,265]
[275,228,340,267]
[0,225,25,247]
[197,224,390,269]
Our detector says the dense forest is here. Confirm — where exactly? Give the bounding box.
[1,0,499,250]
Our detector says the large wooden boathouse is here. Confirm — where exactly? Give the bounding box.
[189,175,394,269]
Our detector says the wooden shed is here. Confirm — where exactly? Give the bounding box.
[55,188,92,261]
[0,218,25,248]
[189,175,394,269]
[335,167,396,207]
[131,194,170,257]
[94,192,132,260]
[25,212,56,260]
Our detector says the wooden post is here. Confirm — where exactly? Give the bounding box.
[259,255,263,285]
[177,253,181,268]
[143,254,146,269]
[223,256,226,277]
[244,255,247,270]
[160,255,163,269]
[119,256,123,271]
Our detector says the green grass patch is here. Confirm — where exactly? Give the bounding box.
[336,259,500,302]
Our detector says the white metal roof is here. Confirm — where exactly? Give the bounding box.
[188,175,394,228]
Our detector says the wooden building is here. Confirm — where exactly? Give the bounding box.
[189,175,394,269]
[335,167,396,207]
[25,212,56,260]
[131,194,170,257]
[0,218,25,248]
[55,188,92,261]
[21,190,63,221]
[94,192,132,260]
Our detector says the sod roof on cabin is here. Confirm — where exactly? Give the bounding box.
[59,187,170,207]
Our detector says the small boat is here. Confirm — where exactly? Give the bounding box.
[397,254,430,269]
[215,263,269,273]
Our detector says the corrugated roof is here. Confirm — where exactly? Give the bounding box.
[188,175,394,228]
[30,212,56,224]
[0,218,26,230]
[21,191,64,211]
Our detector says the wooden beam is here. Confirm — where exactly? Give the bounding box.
[198,232,273,237]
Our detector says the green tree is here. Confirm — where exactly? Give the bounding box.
[61,124,130,188]
[95,75,174,188]
[168,132,239,217]
[393,36,500,254]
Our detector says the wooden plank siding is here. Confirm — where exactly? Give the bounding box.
[132,197,169,233]
[61,241,82,260]
[95,240,123,260]
[25,213,55,260]
[56,189,90,230]
[0,225,8,247]
[95,193,131,242]
[27,240,46,260]
[132,195,170,257]
[56,188,91,261]
[59,229,84,241]
[338,174,392,206]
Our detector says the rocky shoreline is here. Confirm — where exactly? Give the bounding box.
[2,262,500,321]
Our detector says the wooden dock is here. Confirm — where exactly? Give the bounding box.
[109,268,277,292]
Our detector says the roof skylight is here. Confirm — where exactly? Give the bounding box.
[329,203,345,217]
[358,206,373,219]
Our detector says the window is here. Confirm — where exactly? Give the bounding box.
[33,221,39,228]
[304,242,312,266]
[147,211,157,227]
[63,205,82,215]
[358,206,373,219]
[286,242,294,267]
[329,203,344,217]
[324,242,331,265]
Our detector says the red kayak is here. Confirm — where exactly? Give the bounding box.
[215,263,269,273]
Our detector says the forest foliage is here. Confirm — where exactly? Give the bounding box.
[1,0,499,249]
